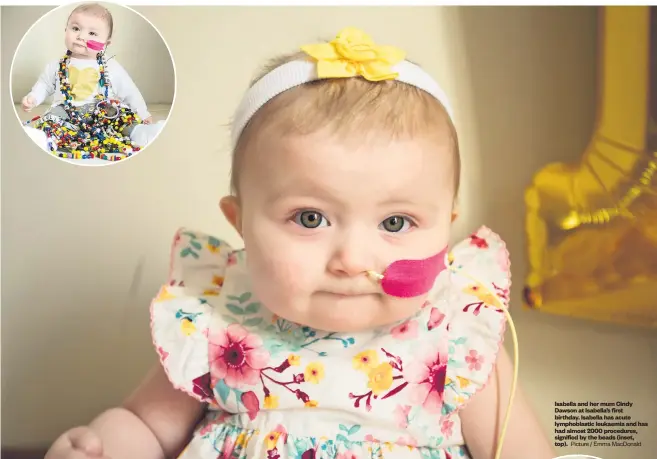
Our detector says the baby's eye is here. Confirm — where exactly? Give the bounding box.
[89,32,97,36]
[380,215,414,233]
[72,26,80,31]
[293,210,329,229]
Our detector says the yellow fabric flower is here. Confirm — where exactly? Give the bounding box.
[305,400,319,407]
[301,27,406,82]
[287,354,301,366]
[457,376,471,388]
[264,394,279,409]
[367,362,393,395]
[304,362,325,384]
[353,350,379,372]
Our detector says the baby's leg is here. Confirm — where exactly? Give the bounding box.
[23,126,51,152]
[126,121,164,148]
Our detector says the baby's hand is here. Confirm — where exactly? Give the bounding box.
[45,426,109,459]
[142,116,153,124]
[21,95,36,112]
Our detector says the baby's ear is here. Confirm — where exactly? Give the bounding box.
[220,196,242,236]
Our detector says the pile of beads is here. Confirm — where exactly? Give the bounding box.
[24,50,143,161]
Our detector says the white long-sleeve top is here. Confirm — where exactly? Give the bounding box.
[27,57,151,120]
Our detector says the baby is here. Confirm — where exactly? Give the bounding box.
[21,3,162,159]
[45,29,555,459]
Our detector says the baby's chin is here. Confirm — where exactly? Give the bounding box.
[269,295,419,334]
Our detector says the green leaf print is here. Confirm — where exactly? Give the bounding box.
[336,434,349,445]
[221,314,239,325]
[245,302,261,314]
[338,424,348,432]
[453,337,467,345]
[448,358,463,368]
[216,379,231,404]
[180,247,198,259]
[190,240,202,250]
[347,425,360,436]
[238,292,252,303]
[226,304,245,315]
[227,295,241,301]
[207,236,221,248]
[243,317,263,327]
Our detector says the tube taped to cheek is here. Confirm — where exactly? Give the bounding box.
[378,246,449,298]
[87,40,105,51]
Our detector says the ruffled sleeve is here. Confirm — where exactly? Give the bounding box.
[438,226,511,416]
[150,228,234,404]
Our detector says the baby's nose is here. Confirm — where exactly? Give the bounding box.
[327,233,375,277]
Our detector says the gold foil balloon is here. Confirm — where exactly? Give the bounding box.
[523,6,657,328]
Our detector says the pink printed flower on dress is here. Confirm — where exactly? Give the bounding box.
[403,346,448,413]
[465,349,484,371]
[390,320,419,340]
[441,418,454,437]
[209,324,270,388]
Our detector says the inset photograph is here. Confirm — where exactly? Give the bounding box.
[9,2,175,165]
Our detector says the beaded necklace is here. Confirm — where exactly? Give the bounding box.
[25,50,144,161]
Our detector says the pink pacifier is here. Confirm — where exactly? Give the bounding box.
[367,247,449,298]
[87,40,105,51]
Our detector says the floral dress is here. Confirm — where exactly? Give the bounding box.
[151,226,511,459]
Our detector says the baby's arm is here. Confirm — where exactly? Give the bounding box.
[47,365,205,459]
[108,60,152,122]
[22,61,57,111]
[460,346,555,459]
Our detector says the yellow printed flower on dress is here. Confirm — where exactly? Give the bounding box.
[180,318,196,336]
[301,27,406,82]
[154,287,175,302]
[265,431,282,450]
[353,350,379,372]
[367,362,393,395]
[212,275,224,287]
[287,354,301,366]
[304,362,325,384]
[305,400,319,407]
[264,394,279,409]
[457,376,471,388]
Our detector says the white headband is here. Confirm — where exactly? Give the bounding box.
[231,37,455,149]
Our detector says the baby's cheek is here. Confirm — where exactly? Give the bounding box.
[248,248,310,296]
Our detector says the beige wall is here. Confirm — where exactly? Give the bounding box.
[1,6,656,458]
[8,2,174,104]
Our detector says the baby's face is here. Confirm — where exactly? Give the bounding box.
[65,12,110,59]
[228,128,456,333]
